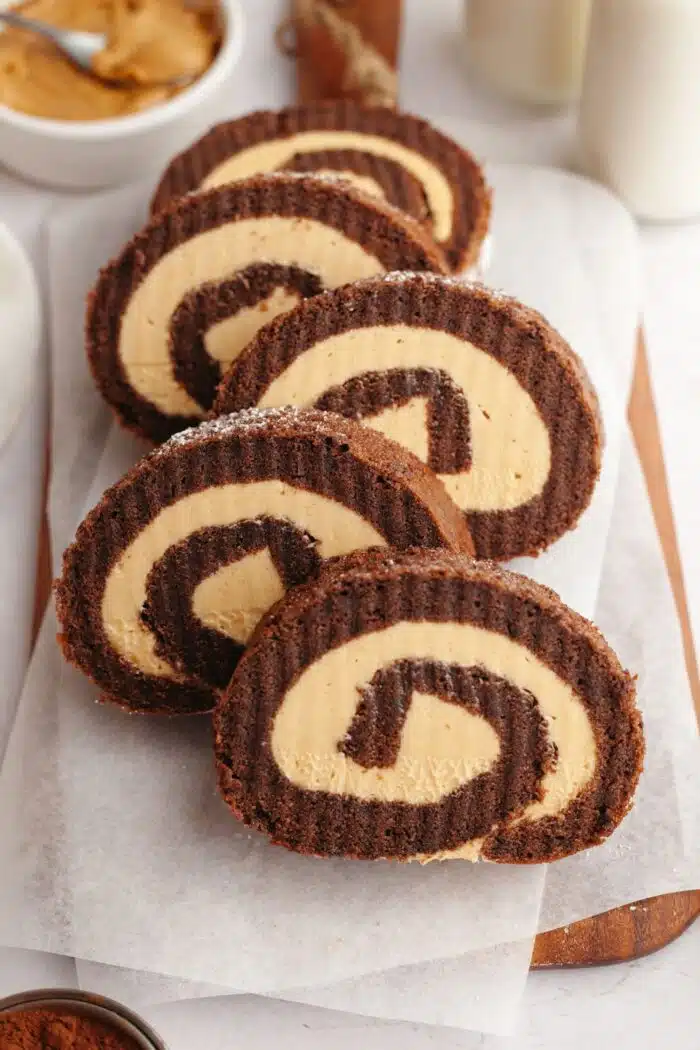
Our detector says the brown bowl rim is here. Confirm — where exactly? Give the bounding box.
[0,987,167,1049]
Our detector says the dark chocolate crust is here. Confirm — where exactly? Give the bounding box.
[86,173,447,445]
[150,102,491,271]
[55,408,474,715]
[214,274,604,560]
[215,547,644,863]
[144,518,322,691]
[316,367,472,475]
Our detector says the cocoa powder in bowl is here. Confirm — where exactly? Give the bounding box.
[0,990,166,1050]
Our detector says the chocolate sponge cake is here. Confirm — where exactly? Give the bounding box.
[282,148,429,227]
[214,274,603,561]
[86,173,447,444]
[150,102,491,273]
[214,547,644,863]
[55,408,473,715]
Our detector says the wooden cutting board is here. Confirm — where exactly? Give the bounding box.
[289,0,700,969]
[531,337,700,968]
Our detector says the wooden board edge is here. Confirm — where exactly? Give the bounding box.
[531,890,700,969]
[531,332,700,967]
[629,333,700,721]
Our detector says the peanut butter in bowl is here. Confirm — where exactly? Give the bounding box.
[0,0,221,121]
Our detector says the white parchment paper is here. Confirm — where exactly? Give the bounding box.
[1,163,692,1025]
[0,549,544,992]
[539,434,700,931]
[72,432,700,1016]
[76,940,535,1037]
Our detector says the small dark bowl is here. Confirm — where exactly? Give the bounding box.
[0,988,167,1049]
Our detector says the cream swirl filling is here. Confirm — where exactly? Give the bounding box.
[258,325,551,513]
[271,621,597,819]
[203,288,303,373]
[191,547,285,645]
[200,131,453,241]
[118,218,386,419]
[101,482,385,679]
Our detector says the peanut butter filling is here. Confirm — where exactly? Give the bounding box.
[364,398,430,465]
[258,324,552,513]
[271,621,597,821]
[101,481,386,679]
[200,131,454,241]
[118,218,386,418]
[191,547,285,646]
[0,0,218,122]
[203,288,302,373]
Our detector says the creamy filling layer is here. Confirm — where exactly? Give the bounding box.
[271,621,597,821]
[191,547,285,645]
[258,325,551,513]
[200,131,453,241]
[118,218,385,418]
[363,398,431,465]
[203,288,303,373]
[101,482,386,679]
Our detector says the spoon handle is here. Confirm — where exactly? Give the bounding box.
[0,11,64,42]
[0,10,70,40]
[0,12,104,68]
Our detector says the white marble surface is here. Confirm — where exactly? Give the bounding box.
[0,0,697,1045]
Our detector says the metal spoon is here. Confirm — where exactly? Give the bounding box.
[0,10,193,87]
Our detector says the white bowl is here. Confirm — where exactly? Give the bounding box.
[0,0,244,190]
[0,220,41,450]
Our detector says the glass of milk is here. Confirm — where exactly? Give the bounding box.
[578,0,700,222]
[464,0,593,106]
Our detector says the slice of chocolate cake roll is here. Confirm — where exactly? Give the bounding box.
[55,408,473,715]
[213,274,603,561]
[215,547,644,864]
[150,102,491,273]
[86,173,447,444]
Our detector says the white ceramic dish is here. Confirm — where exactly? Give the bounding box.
[0,0,244,190]
[0,220,41,451]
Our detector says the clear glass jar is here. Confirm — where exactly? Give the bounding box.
[464,0,592,106]
[578,0,700,221]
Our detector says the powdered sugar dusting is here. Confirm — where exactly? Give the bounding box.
[156,406,311,454]
[262,171,433,235]
[152,405,362,457]
[252,170,373,193]
[375,270,517,308]
[256,170,312,181]
[380,270,464,287]
[279,171,361,189]
[261,170,333,184]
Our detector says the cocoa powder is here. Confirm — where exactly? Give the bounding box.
[0,1007,141,1050]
